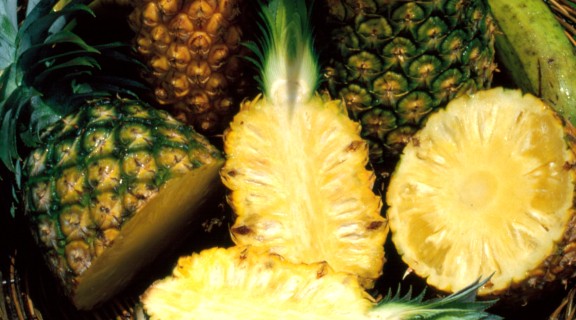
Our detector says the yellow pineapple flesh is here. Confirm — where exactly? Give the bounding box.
[140,246,372,320]
[221,94,387,287]
[386,87,576,300]
[138,245,498,320]
[218,0,387,289]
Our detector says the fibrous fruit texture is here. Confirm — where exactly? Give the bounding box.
[387,87,576,302]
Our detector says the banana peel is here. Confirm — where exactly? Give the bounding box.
[488,0,576,125]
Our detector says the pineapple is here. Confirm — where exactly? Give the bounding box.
[138,246,499,319]
[0,0,224,309]
[320,0,497,165]
[127,0,252,134]
[219,0,388,287]
[386,87,576,302]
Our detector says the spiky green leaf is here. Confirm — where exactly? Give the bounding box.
[371,278,501,320]
[251,0,319,106]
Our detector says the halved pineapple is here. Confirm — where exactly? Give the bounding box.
[218,0,388,288]
[220,93,388,287]
[386,87,576,298]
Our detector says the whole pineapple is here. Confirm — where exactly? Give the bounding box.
[128,0,253,134]
[219,0,388,287]
[1,0,224,309]
[386,87,576,303]
[320,0,497,166]
[138,246,499,319]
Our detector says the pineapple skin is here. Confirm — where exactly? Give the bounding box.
[23,97,224,309]
[221,94,388,288]
[128,0,252,134]
[320,0,497,166]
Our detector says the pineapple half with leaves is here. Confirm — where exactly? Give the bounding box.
[127,0,252,134]
[320,0,497,165]
[0,0,223,309]
[138,245,500,319]
[386,87,576,302]
[219,0,388,288]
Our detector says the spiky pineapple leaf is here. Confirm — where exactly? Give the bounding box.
[372,278,501,320]
[247,0,319,106]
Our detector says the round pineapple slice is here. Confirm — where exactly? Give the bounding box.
[386,87,576,297]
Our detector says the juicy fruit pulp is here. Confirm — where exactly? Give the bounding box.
[321,0,496,164]
[221,94,388,287]
[386,88,576,297]
[23,98,224,309]
[138,246,498,320]
[140,246,372,320]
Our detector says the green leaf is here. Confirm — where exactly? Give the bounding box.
[0,15,17,70]
[371,278,501,320]
[32,56,100,85]
[18,1,93,56]
[0,0,17,33]
[44,30,99,52]
[253,0,319,106]
[0,86,35,171]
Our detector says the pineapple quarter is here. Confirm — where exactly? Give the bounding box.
[24,99,224,309]
[140,246,372,320]
[139,245,499,320]
[386,87,576,297]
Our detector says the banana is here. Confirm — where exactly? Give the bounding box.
[487,0,576,125]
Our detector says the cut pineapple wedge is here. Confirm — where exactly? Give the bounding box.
[386,87,576,296]
[138,246,497,320]
[73,160,224,308]
[221,94,387,287]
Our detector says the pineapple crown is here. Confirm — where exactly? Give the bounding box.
[0,0,146,215]
[245,0,320,108]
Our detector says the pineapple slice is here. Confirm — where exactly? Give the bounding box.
[219,0,387,287]
[138,246,498,320]
[221,93,387,287]
[386,87,576,298]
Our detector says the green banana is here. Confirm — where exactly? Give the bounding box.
[487,0,576,125]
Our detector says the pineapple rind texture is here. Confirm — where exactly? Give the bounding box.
[221,94,388,288]
[321,0,497,163]
[140,246,373,320]
[128,0,248,134]
[386,87,576,298]
[23,97,223,308]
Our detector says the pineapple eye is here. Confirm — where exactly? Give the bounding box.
[340,84,373,118]
[356,17,393,49]
[169,13,194,42]
[346,51,382,84]
[372,71,410,107]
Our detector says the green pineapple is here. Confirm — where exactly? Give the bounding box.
[0,0,224,310]
[320,0,497,165]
